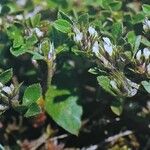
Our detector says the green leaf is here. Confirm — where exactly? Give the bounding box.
[31,13,41,27]
[24,103,41,118]
[110,1,122,11]
[53,19,72,33]
[133,35,141,55]
[110,100,123,116]
[0,68,13,84]
[23,84,42,106]
[10,45,28,57]
[7,25,24,49]
[101,0,112,9]
[126,31,136,47]
[78,13,89,25]
[141,36,150,47]
[132,12,145,24]
[1,5,10,15]
[111,22,123,41]
[58,11,73,24]
[32,52,45,60]
[97,76,116,96]
[142,4,150,15]
[45,86,82,135]
[10,34,38,57]
[26,34,38,47]
[141,81,150,93]
[13,36,24,48]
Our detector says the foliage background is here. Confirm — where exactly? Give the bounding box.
[0,0,150,149]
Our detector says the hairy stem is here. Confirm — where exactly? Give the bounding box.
[47,60,53,89]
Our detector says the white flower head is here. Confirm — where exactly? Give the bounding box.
[143,18,150,32]
[88,26,98,37]
[136,50,142,61]
[34,28,44,38]
[110,80,118,90]
[92,41,99,56]
[103,37,113,56]
[143,48,150,60]
[147,63,150,74]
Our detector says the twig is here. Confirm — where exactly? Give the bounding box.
[105,130,133,143]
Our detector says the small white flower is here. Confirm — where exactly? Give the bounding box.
[32,59,38,68]
[16,0,27,7]
[74,32,83,42]
[143,48,150,60]
[92,41,99,56]
[16,14,23,20]
[0,104,8,111]
[34,28,44,38]
[88,26,98,37]
[25,6,42,19]
[103,37,113,56]
[143,18,150,32]
[147,63,150,74]
[2,86,12,95]
[73,27,83,42]
[110,80,118,90]
[136,50,142,61]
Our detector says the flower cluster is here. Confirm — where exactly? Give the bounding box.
[135,48,150,77]
[110,74,140,98]
[0,82,19,112]
[73,25,143,98]
[73,25,98,52]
